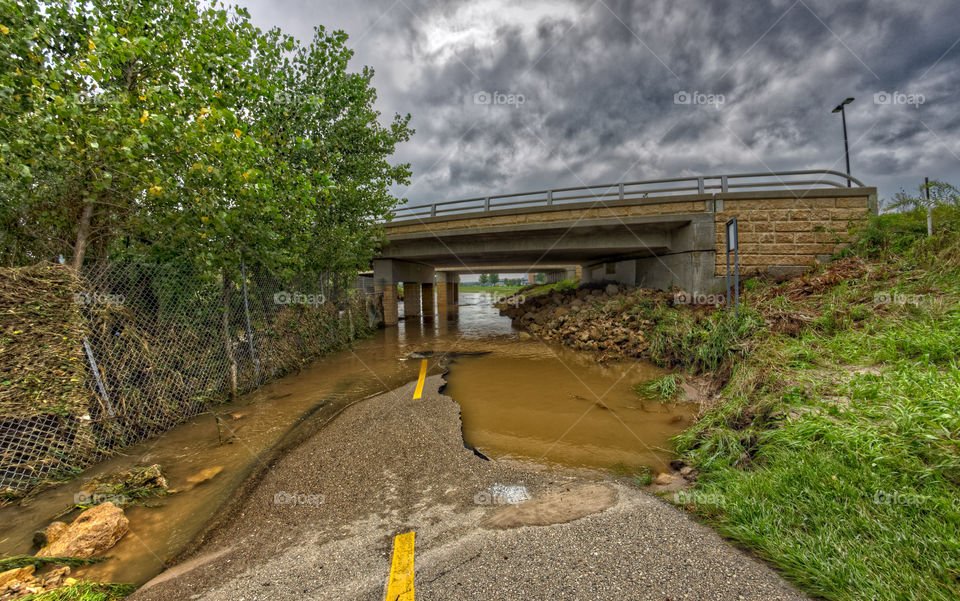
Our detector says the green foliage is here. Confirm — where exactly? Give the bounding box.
[633,373,684,401]
[852,205,960,259]
[0,556,104,571]
[20,582,135,601]
[0,0,411,282]
[674,218,960,601]
[851,212,930,257]
[648,306,763,373]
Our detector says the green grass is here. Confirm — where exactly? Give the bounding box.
[21,582,135,601]
[647,306,764,373]
[670,210,960,601]
[0,556,104,571]
[511,278,579,299]
[633,373,684,401]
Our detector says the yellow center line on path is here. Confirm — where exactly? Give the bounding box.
[384,531,416,601]
[413,359,428,399]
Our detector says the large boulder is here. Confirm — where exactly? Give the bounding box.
[36,502,129,558]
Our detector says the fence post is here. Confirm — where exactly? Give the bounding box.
[82,337,115,417]
[240,259,261,382]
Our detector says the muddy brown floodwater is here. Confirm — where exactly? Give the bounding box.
[0,292,695,585]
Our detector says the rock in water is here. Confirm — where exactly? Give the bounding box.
[36,502,129,558]
[653,472,678,486]
[32,521,68,548]
[186,466,224,485]
[0,566,34,588]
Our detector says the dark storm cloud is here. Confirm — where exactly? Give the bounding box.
[240,0,960,204]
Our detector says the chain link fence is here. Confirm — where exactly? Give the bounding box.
[0,261,383,496]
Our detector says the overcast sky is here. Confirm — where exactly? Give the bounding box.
[240,0,960,208]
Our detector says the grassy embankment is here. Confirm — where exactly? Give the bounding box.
[642,208,960,601]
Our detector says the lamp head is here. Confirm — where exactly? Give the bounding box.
[832,97,855,113]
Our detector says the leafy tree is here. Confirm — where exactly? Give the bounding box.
[0,0,411,280]
[478,273,488,285]
[489,273,499,285]
[0,0,413,396]
[246,25,413,280]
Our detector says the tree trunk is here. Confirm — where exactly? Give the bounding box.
[222,269,238,400]
[71,203,94,270]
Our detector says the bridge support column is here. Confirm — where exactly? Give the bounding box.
[421,282,435,316]
[403,282,421,318]
[372,259,434,327]
[376,283,398,326]
[436,273,458,306]
[437,280,449,308]
[580,263,599,284]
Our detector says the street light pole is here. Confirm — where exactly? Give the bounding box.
[832,97,855,187]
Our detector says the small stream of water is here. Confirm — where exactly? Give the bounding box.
[0,292,695,584]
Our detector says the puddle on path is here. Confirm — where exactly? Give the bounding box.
[0,292,695,584]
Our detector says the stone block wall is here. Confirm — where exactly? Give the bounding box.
[713,189,876,277]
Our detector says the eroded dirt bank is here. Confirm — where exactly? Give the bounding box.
[130,374,809,601]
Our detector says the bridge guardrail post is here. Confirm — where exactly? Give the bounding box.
[721,175,728,193]
[697,176,705,194]
[484,197,490,211]
[547,190,553,205]
[618,183,624,201]
[431,204,437,218]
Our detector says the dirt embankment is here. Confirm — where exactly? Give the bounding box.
[499,258,872,364]
[498,283,659,359]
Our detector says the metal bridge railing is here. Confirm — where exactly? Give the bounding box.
[390,169,865,221]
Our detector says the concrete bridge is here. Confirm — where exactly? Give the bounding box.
[375,170,877,325]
